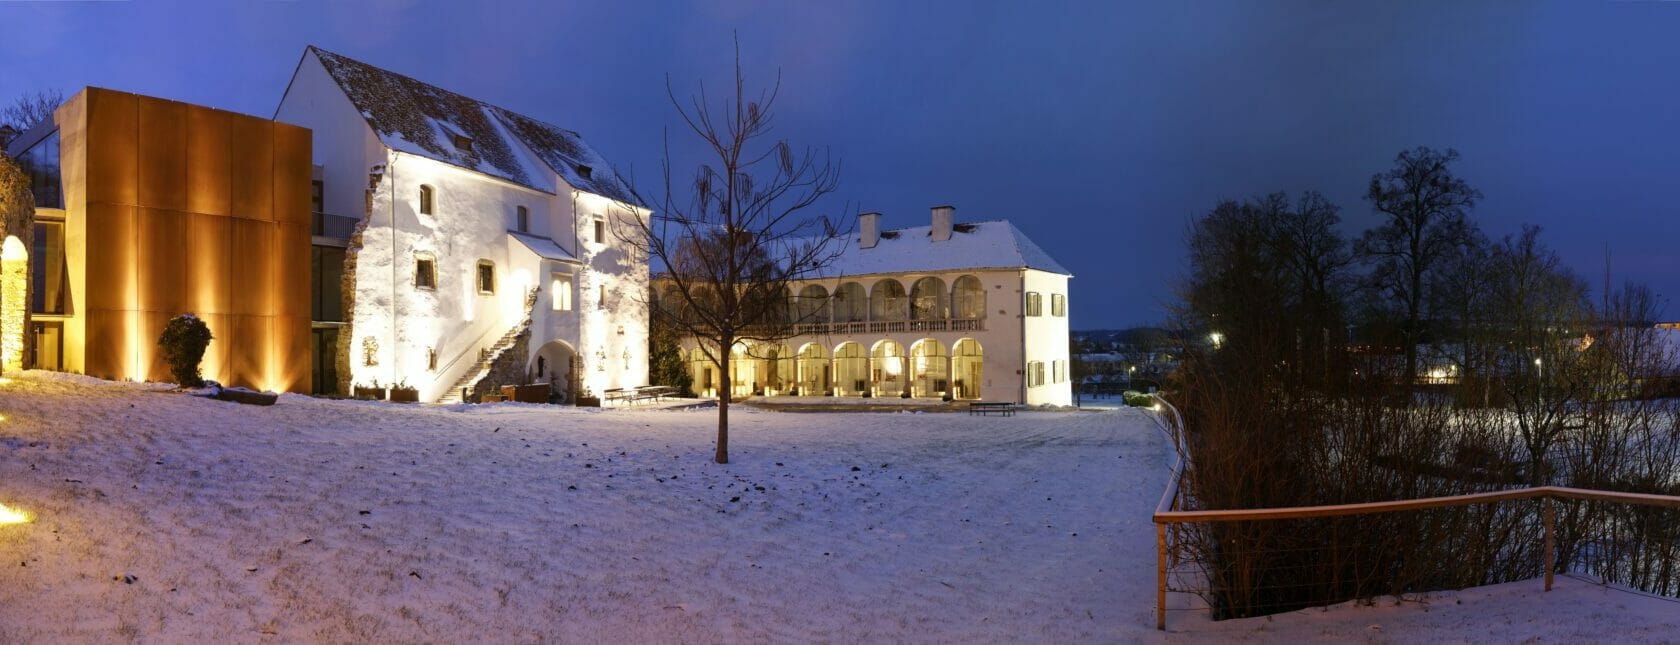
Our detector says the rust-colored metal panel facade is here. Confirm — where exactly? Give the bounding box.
[65,87,312,392]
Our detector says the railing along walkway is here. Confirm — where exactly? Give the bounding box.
[1148,396,1680,630]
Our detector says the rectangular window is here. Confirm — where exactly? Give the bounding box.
[1027,361,1045,387]
[516,205,529,233]
[593,217,606,244]
[597,284,606,307]
[415,254,437,290]
[311,245,346,322]
[551,273,573,311]
[1025,292,1043,317]
[419,185,435,215]
[311,180,324,213]
[477,261,495,294]
[18,131,62,209]
[30,221,67,314]
[1051,293,1066,317]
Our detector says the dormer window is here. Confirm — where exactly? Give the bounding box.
[450,134,473,152]
[419,185,435,215]
[576,164,593,180]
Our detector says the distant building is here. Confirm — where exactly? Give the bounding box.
[676,206,1074,406]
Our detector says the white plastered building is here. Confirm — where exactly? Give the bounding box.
[685,206,1074,406]
[275,47,648,403]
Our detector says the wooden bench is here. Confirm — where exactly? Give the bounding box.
[633,385,677,403]
[969,401,1016,417]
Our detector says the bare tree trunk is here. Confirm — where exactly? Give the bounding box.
[717,341,731,464]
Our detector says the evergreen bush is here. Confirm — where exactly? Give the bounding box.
[158,314,214,387]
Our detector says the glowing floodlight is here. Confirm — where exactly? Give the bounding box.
[0,502,31,525]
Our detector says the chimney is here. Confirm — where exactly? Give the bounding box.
[859,212,881,249]
[931,205,955,241]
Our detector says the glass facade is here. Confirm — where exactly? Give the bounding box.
[311,245,345,322]
[31,221,67,314]
[17,131,62,209]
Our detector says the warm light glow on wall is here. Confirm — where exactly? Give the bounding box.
[0,236,27,374]
[0,501,31,525]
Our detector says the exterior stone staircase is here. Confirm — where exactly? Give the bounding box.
[436,288,539,404]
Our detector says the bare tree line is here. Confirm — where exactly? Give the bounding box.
[1171,146,1680,617]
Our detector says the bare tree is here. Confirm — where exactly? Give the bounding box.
[1,90,64,143]
[619,39,847,464]
[1357,147,1483,388]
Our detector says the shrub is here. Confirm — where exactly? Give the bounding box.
[158,314,214,387]
[1122,390,1154,407]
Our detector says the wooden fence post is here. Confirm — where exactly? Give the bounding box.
[1544,496,1555,592]
[1156,522,1168,630]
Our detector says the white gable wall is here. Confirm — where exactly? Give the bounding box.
[275,51,386,223]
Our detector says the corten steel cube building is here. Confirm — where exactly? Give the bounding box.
[6,87,312,391]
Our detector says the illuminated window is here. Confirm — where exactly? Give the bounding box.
[516,205,529,233]
[419,185,435,215]
[476,260,495,294]
[551,273,573,311]
[1051,293,1066,317]
[414,254,436,290]
[593,216,606,244]
[1025,292,1043,317]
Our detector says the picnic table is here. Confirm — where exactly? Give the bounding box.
[968,401,1017,417]
[603,385,680,406]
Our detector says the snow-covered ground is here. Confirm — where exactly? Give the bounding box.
[0,371,1676,642]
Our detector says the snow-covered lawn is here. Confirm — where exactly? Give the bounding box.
[1,371,1676,642]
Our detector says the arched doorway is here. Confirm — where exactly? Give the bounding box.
[690,347,717,398]
[870,339,905,397]
[757,343,793,395]
[909,338,949,398]
[531,340,578,403]
[729,342,757,398]
[796,343,828,395]
[0,236,27,373]
[833,341,868,396]
[953,338,983,400]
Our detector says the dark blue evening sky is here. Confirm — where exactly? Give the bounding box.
[3,1,1676,328]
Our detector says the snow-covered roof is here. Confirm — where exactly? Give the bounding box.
[510,232,580,264]
[306,46,640,206]
[811,220,1070,278]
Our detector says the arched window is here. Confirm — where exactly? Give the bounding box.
[798,284,829,323]
[870,339,905,396]
[952,275,985,320]
[833,282,867,322]
[910,277,948,320]
[909,339,949,398]
[953,338,983,400]
[833,342,868,395]
[870,279,907,321]
[419,185,435,215]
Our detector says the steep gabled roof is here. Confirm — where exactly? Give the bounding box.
[811,220,1072,278]
[305,46,640,206]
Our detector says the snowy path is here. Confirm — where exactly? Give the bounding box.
[2,372,1677,642]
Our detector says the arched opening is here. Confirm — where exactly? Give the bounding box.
[757,343,793,395]
[910,338,949,398]
[797,284,829,323]
[870,279,907,321]
[690,347,717,398]
[796,342,829,395]
[870,339,905,397]
[1,236,27,373]
[833,342,868,396]
[952,275,985,320]
[531,340,578,403]
[729,342,757,398]
[910,277,947,320]
[953,338,984,400]
[833,282,867,323]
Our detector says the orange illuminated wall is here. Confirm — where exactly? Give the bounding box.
[76,88,310,392]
